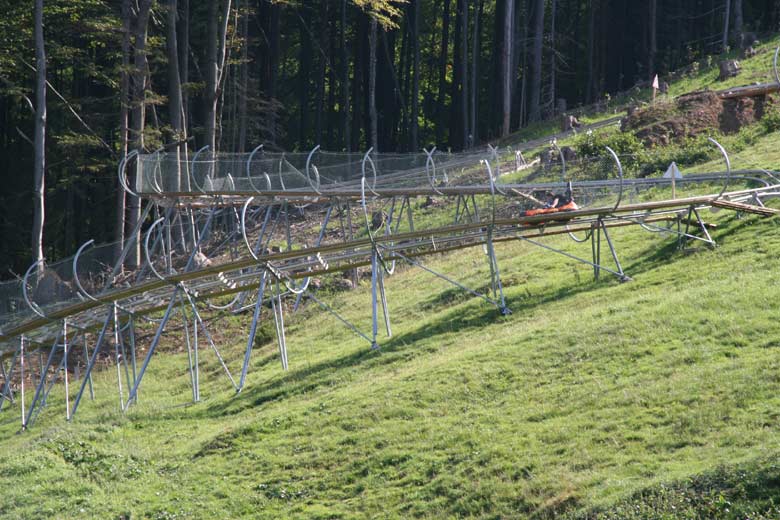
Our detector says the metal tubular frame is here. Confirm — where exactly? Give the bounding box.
[2,136,776,430]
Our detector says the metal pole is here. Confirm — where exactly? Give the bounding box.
[70,310,113,419]
[20,337,25,431]
[239,271,268,391]
[181,301,198,402]
[82,332,94,400]
[113,303,125,412]
[370,250,379,350]
[63,319,70,421]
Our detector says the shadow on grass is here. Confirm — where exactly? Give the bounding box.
[562,456,780,520]
[195,276,603,420]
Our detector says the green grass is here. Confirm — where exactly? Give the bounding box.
[4,34,780,520]
[1,205,780,518]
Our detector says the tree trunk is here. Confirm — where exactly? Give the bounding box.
[180,0,190,131]
[205,0,232,152]
[32,0,46,270]
[450,0,462,148]
[470,0,481,145]
[114,0,131,263]
[341,0,351,151]
[733,0,743,45]
[299,6,312,148]
[648,0,657,79]
[436,0,450,146]
[167,0,183,191]
[410,0,420,151]
[369,16,378,152]
[528,0,544,122]
[722,0,731,53]
[549,0,557,114]
[127,0,152,268]
[586,0,596,103]
[502,0,514,134]
[459,0,468,149]
[238,0,249,153]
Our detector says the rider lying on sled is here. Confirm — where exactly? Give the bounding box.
[522,182,579,217]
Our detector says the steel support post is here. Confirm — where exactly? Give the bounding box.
[70,310,113,419]
[486,231,510,315]
[63,320,70,421]
[271,279,289,370]
[185,290,238,391]
[112,303,125,412]
[82,332,94,400]
[180,301,198,402]
[378,261,392,337]
[126,205,218,408]
[25,332,61,426]
[238,271,269,392]
[20,336,25,431]
[598,218,630,282]
[370,250,380,350]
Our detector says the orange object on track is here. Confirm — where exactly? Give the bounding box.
[523,200,579,217]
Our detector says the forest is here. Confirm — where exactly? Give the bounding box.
[0,0,777,277]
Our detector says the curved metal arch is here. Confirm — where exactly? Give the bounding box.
[117,150,140,198]
[72,240,100,302]
[423,146,444,196]
[22,260,48,319]
[278,154,287,191]
[239,198,310,295]
[305,145,323,194]
[482,159,498,223]
[708,137,732,201]
[487,144,508,195]
[240,197,261,262]
[361,147,380,196]
[605,146,624,212]
[190,145,211,194]
[143,217,168,281]
[246,144,268,194]
[150,148,165,194]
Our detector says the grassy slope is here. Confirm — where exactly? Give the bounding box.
[3,38,780,520]
[1,204,780,519]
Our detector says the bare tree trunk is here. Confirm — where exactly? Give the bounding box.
[502,0,514,134]
[167,0,183,191]
[341,0,351,151]
[733,0,743,45]
[436,0,450,146]
[410,0,420,151]
[648,0,657,79]
[586,0,596,103]
[180,0,190,128]
[549,0,557,114]
[238,0,248,152]
[470,0,481,145]
[32,0,46,269]
[114,0,131,263]
[528,0,544,122]
[205,0,232,152]
[722,0,731,52]
[127,0,152,267]
[459,0,468,148]
[369,16,378,152]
